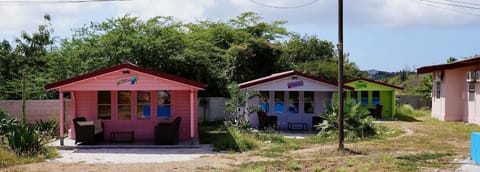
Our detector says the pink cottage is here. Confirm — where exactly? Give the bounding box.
[45,63,206,145]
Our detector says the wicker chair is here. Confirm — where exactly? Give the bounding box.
[73,117,104,145]
[155,117,182,145]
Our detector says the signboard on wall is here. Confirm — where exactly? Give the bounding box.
[288,80,303,89]
[117,75,138,86]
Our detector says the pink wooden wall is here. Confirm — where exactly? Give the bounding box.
[63,68,200,142]
[69,90,197,141]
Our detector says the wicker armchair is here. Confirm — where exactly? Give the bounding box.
[73,117,104,145]
[155,117,181,145]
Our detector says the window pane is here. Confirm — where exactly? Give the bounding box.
[157,91,171,118]
[436,82,441,99]
[118,91,131,120]
[372,91,380,105]
[118,105,131,120]
[98,91,110,104]
[137,91,151,120]
[97,91,111,120]
[118,91,131,104]
[469,83,475,101]
[259,91,269,113]
[351,91,358,104]
[288,91,299,114]
[274,91,284,114]
[361,91,369,106]
[98,105,111,120]
[304,91,314,114]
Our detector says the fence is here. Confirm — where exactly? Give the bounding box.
[0,97,229,125]
[396,95,431,109]
[0,100,71,127]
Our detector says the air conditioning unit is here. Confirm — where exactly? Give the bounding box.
[467,71,476,82]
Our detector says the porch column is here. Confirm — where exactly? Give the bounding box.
[59,92,65,146]
[190,89,194,138]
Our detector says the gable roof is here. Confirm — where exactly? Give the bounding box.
[45,63,207,90]
[238,70,354,90]
[345,77,403,90]
[417,56,480,74]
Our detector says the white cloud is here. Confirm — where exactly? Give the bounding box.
[0,0,480,41]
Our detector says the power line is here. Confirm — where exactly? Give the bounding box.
[419,0,480,9]
[0,0,129,5]
[247,0,320,9]
[412,0,480,16]
[444,0,480,7]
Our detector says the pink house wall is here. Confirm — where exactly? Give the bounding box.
[444,68,468,121]
[62,68,200,142]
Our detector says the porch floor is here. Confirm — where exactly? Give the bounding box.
[48,138,200,150]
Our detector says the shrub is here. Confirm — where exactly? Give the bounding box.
[0,109,20,144]
[212,127,259,152]
[7,125,48,156]
[397,104,427,117]
[317,99,376,139]
[33,120,58,140]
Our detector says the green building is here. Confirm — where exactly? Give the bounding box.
[336,78,403,118]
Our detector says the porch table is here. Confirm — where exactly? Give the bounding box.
[110,131,135,143]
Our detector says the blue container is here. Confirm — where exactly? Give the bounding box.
[471,132,480,164]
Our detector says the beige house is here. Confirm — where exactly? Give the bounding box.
[417,56,480,124]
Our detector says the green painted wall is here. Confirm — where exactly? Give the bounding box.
[333,79,399,118]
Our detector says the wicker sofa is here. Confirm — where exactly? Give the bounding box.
[73,117,104,145]
[154,117,181,145]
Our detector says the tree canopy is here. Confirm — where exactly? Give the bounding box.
[0,12,366,99]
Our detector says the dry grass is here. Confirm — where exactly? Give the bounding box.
[3,112,479,172]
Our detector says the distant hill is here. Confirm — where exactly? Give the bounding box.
[365,69,415,80]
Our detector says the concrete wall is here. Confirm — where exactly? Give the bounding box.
[0,100,71,127]
[197,97,229,122]
[396,95,431,109]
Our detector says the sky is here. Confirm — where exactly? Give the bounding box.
[1,0,480,72]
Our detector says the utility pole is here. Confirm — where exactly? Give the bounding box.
[337,0,345,151]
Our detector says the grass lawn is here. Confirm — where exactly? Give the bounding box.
[216,112,480,171]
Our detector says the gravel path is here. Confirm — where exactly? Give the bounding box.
[51,145,219,164]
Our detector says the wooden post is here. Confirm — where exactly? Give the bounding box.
[59,92,65,146]
[190,89,194,139]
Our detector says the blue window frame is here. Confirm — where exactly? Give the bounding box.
[361,91,369,106]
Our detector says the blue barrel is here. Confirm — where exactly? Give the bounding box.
[471,132,480,164]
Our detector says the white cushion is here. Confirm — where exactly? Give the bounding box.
[94,120,103,133]
[77,121,94,126]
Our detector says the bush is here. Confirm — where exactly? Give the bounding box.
[317,99,376,139]
[397,104,427,117]
[0,109,20,144]
[33,120,58,140]
[7,125,48,156]
[213,127,259,152]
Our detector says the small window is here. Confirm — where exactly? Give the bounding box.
[304,92,314,114]
[288,91,299,114]
[137,91,151,120]
[157,91,171,118]
[274,91,284,114]
[372,91,380,105]
[469,82,475,101]
[436,81,441,99]
[98,91,111,120]
[361,91,369,106]
[118,91,131,120]
[259,91,269,113]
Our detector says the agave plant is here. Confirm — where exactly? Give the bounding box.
[33,120,59,140]
[7,124,48,156]
[318,99,375,139]
[0,109,20,144]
